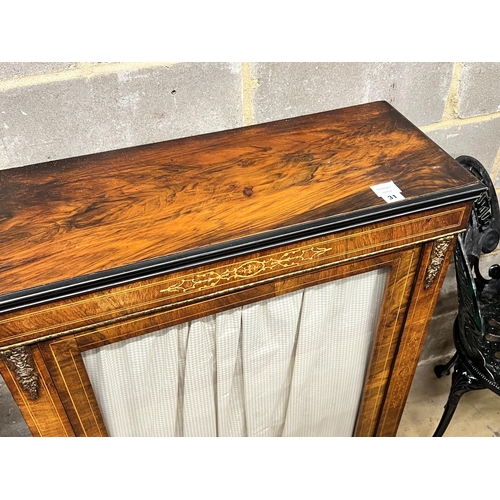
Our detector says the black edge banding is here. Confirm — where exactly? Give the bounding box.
[0,183,485,314]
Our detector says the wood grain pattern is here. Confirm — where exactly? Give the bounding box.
[0,101,482,301]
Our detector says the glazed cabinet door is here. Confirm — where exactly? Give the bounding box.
[36,246,434,437]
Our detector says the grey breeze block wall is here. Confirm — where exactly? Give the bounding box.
[1,62,500,435]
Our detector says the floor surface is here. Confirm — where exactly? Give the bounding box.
[397,358,500,437]
[0,374,31,437]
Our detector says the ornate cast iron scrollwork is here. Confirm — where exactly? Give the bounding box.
[0,346,39,400]
[424,236,454,290]
[433,156,500,436]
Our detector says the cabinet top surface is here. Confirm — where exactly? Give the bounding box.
[0,101,483,306]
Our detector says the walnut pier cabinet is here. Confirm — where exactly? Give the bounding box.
[0,101,484,437]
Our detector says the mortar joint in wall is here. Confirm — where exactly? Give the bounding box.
[420,110,500,134]
[241,62,259,126]
[0,62,178,92]
[442,62,463,121]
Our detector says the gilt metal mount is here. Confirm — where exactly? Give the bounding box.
[424,236,454,289]
[0,346,39,400]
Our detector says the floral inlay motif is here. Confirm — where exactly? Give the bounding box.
[161,246,332,294]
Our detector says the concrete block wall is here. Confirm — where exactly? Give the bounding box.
[1,62,500,434]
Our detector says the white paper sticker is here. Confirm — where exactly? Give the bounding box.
[370,181,405,203]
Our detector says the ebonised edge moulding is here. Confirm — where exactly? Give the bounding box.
[0,101,485,437]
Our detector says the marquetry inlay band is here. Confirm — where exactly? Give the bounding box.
[158,209,464,299]
[161,246,332,294]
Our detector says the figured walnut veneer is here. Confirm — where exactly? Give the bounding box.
[0,101,480,305]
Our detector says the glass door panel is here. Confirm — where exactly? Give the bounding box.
[81,268,388,436]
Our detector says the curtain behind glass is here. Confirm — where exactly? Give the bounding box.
[82,268,387,436]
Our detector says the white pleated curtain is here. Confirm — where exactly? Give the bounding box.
[82,268,388,437]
